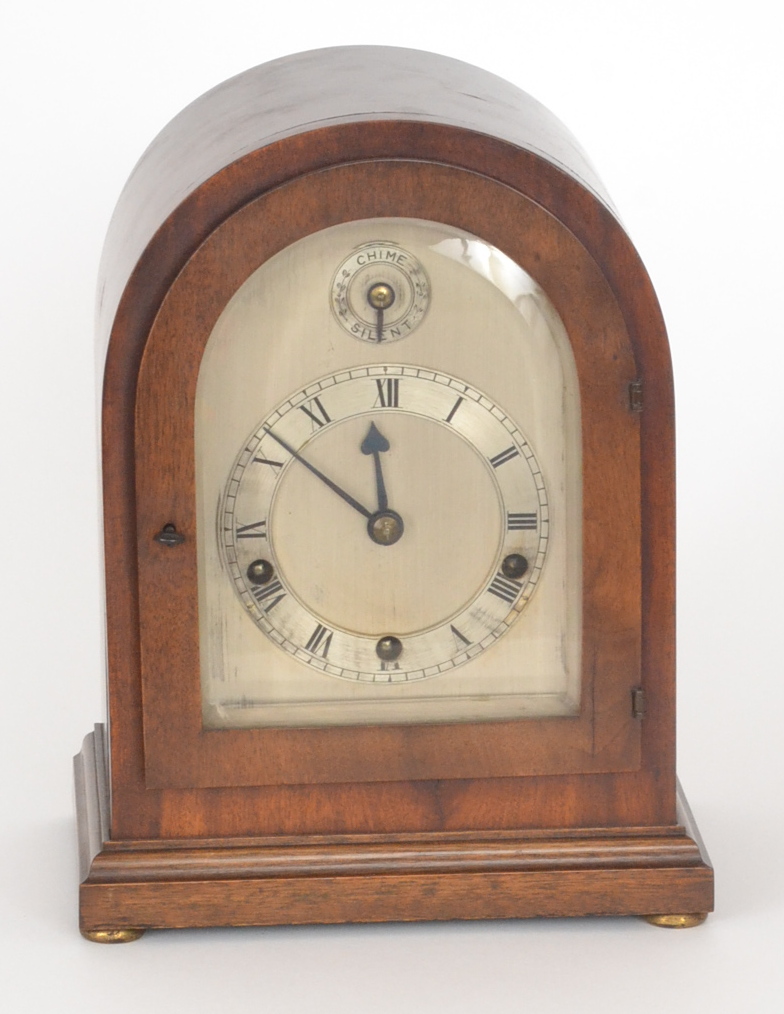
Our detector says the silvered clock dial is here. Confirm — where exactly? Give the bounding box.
[219,366,549,682]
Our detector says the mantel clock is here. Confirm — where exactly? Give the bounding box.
[75,47,713,941]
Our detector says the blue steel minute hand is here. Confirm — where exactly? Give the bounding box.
[263,426,373,519]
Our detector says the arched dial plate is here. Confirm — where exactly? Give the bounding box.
[196,216,582,729]
[220,366,548,683]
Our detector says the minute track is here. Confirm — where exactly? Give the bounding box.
[220,366,549,683]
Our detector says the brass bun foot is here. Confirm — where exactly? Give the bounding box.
[643,913,708,929]
[81,928,145,944]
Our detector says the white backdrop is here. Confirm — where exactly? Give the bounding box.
[1,1,782,1010]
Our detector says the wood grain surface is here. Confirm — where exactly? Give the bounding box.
[77,728,713,931]
[134,159,641,797]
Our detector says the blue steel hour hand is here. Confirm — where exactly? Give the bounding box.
[361,422,404,546]
[361,421,391,512]
[263,422,403,547]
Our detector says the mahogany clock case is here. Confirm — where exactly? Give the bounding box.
[136,159,640,793]
[75,47,713,934]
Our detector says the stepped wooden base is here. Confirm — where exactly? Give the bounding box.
[76,727,713,937]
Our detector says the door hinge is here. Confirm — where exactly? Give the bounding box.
[631,687,646,719]
[629,380,643,412]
